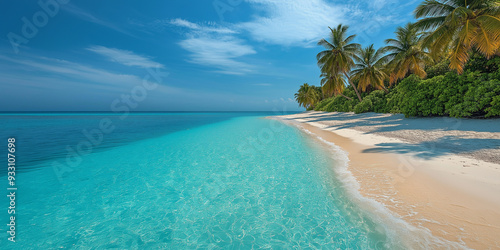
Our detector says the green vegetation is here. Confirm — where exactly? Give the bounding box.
[414,0,500,73]
[294,83,322,110]
[295,0,500,118]
[352,44,388,92]
[382,22,432,84]
[314,58,500,117]
[317,25,363,102]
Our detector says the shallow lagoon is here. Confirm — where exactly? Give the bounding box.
[1,113,390,248]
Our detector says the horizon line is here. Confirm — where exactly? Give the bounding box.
[0,110,304,113]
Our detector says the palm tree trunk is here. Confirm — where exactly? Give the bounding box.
[340,94,352,100]
[344,73,362,102]
[382,86,389,93]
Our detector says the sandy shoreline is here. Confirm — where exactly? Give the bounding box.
[274,111,500,249]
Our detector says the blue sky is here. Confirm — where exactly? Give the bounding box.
[0,0,420,111]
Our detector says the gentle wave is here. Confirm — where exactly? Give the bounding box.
[290,122,468,249]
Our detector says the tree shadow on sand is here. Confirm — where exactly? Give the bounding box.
[361,136,500,160]
[298,112,500,133]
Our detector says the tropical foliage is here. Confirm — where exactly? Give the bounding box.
[294,0,500,118]
[351,44,388,92]
[382,23,432,84]
[316,25,363,101]
[320,72,346,98]
[414,0,500,73]
[294,83,322,110]
[313,54,500,118]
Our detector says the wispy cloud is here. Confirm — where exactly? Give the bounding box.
[344,0,418,44]
[168,0,417,74]
[179,36,255,75]
[0,54,186,111]
[368,0,399,11]
[238,0,345,47]
[0,55,148,91]
[87,46,164,69]
[169,18,237,34]
[170,19,256,75]
[237,0,414,47]
[62,4,135,37]
[169,1,342,75]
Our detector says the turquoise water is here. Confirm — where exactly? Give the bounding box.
[1,113,391,249]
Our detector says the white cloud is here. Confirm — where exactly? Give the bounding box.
[169,18,236,34]
[179,36,256,75]
[238,0,344,47]
[170,19,255,75]
[170,18,199,29]
[168,0,416,74]
[237,0,416,47]
[87,46,164,69]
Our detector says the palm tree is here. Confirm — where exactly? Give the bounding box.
[414,0,500,73]
[352,44,389,92]
[294,84,308,108]
[317,24,363,101]
[294,83,321,109]
[320,72,348,98]
[382,23,432,84]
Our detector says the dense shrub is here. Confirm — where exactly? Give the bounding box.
[387,70,500,118]
[315,97,334,111]
[447,77,500,117]
[395,75,447,117]
[324,96,359,112]
[314,63,500,118]
[322,88,360,112]
[366,90,388,113]
[426,59,450,79]
[353,90,387,114]
[489,95,500,117]
[464,54,500,73]
[354,99,372,113]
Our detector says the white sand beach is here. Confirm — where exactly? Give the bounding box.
[275,111,500,249]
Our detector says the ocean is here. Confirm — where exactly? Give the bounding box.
[0,112,393,249]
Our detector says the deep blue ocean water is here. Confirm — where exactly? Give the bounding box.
[0,112,394,249]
